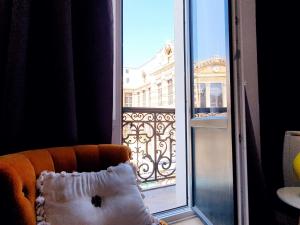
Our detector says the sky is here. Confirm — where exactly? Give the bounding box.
[123,0,228,68]
[123,0,174,68]
[191,0,228,61]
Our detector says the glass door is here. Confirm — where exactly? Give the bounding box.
[189,0,236,224]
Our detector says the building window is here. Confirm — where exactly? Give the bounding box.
[148,88,151,107]
[142,72,147,83]
[199,83,206,108]
[124,93,132,107]
[126,93,133,107]
[137,92,140,106]
[157,83,162,106]
[168,79,173,105]
[142,90,146,106]
[210,83,223,107]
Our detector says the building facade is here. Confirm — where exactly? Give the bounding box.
[123,42,227,111]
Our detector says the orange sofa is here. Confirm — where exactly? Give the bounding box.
[0,144,167,225]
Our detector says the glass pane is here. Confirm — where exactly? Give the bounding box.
[190,0,235,224]
[191,0,229,119]
[210,83,223,107]
[193,127,234,225]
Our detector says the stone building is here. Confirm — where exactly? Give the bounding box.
[123,42,227,111]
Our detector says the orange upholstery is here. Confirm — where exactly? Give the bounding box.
[0,144,167,225]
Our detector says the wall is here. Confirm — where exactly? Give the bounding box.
[256,1,300,224]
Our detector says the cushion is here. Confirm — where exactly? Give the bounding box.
[35,162,159,225]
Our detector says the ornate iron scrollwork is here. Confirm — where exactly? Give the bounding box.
[122,107,176,184]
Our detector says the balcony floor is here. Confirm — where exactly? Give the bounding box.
[143,185,203,225]
[143,185,178,213]
[143,185,204,225]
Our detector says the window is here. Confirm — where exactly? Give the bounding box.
[148,88,151,107]
[210,83,223,107]
[142,90,146,106]
[115,0,254,223]
[136,92,140,106]
[124,93,132,107]
[189,0,237,224]
[157,83,162,106]
[194,82,206,108]
[168,79,173,105]
[199,83,206,108]
[142,72,147,83]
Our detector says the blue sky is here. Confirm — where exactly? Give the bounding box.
[123,0,227,68]
[191,0,227,61]
[123,0,174,68]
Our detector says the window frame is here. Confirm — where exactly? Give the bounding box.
[112,0,257,224]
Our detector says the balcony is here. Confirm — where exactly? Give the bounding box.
[122,107,228,213]
[122,107,176,187]
[122,107,176,212]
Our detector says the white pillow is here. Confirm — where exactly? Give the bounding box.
[35,162,159,225]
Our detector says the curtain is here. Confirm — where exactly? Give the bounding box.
[245,94,276,225]
[0,0,113,155]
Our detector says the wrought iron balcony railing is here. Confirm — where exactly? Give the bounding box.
[122,107,176,184]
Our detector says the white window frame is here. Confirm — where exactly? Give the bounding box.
[231,0,259,224]
[112,0,257,224]
[112,0,122,144]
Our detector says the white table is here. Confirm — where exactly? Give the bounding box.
[277,187,300,225]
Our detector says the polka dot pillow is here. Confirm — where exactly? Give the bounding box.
[35,162,159,225]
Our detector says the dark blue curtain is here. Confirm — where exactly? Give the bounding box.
[0,0,113,154]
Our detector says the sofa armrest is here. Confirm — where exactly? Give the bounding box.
[0,156,36,225]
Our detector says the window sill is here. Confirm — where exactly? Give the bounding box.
[154,206,196,224]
